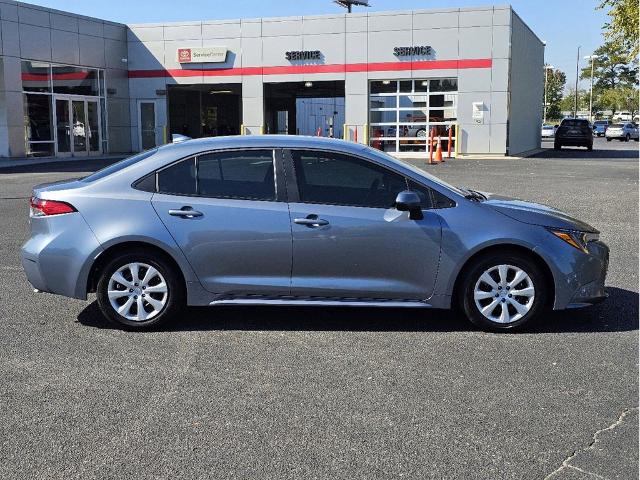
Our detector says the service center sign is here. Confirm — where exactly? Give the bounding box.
[177,47,227,63]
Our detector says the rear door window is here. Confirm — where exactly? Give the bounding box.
[157,157,197,195]
[197,150,275,201]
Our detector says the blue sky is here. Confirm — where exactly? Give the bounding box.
[29,0,608,89]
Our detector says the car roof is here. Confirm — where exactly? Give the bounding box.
[160,135,370,157]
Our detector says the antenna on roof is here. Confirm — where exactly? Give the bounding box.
[334,0,370,13]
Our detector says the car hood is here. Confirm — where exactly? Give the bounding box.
[480,192,598,233]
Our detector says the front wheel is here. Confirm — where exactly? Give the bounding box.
[554,142,561,150]
[625,134,630,142]
[96,249,185,330]
[459,253,548,332]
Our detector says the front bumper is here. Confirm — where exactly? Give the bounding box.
[536,238,610,310]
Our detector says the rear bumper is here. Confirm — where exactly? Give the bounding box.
[556,136,592,146]
[20,212,102,300]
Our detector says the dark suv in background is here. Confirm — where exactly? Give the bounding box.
[554,118,593,151]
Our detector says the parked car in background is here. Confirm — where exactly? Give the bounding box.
[592,120,609,137]
[605,123,639,142]
[613,112,632,122]
[21,136,609,333]
[554,118,593,151]
[541,124,556,138]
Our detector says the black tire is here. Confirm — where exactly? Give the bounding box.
[96,249,185,330]
[625,134,630,142]
[459,252,548,332]
[587,142,593,151]
[553,142,561,150]
[606,138,612,142]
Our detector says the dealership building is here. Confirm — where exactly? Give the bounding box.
[0,1,544,160]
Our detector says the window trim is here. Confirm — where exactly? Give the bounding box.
[147,147,284,203]
[283,147,455,210]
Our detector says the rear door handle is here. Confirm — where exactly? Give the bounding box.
[168,207,203,218]
[294,215,329,227]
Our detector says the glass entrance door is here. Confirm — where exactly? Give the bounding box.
[138,101,157,150]
[55,98,71,156]
[86,101,100,153]
[72,100,87,154]
[54,96,102,157]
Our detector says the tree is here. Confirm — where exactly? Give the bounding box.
[544,66,566,120]
[580,41,639,95]
[599,87,640,117]
[559,89,590,116]
[598,0,639,59]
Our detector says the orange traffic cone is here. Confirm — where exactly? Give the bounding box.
[435,136,443,163]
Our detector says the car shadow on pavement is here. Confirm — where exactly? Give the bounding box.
[76,286,638,334]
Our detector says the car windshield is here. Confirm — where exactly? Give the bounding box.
[542,126,554,130]
[561,119,589,127]
[365,147,467,196]
[594,121,607,125]
[610,123,624,128]
[81,149,158,182]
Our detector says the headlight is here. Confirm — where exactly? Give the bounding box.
[548,228,599,253]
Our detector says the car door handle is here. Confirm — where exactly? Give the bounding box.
[294,216,329,227]
[168,207,203,218]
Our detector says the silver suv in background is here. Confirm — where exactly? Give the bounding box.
[22,136,609,332]
[605,122,639,142]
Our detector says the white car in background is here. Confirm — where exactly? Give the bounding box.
[605,123,639,142]
[541,124,556,138]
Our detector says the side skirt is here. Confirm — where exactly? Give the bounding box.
[208,296,432,308]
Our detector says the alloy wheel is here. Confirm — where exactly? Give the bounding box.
[473,264,535,324]
[107,262,168,321]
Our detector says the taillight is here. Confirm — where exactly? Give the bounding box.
[29,196,77,217]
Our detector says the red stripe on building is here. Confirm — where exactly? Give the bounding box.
[22,72,95,81]
[128,58,492,79]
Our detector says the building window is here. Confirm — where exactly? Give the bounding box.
[21,61,106,157]
[51,65,99,96]
[21,61,51,93]
[369,78,458,154]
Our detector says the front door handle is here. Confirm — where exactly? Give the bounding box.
[294,215,329,227]
[168,207,203,218]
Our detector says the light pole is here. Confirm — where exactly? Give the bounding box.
[584,54,598,122]
[543,64,555,124]
[574,46,581,118]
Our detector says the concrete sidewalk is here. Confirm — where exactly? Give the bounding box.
[0,154,126,170]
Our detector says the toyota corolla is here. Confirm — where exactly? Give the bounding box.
[21,136,609,331]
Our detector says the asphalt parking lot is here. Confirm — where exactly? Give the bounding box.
[0,137,637,479]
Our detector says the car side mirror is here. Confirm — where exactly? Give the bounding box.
[395,190,423,220]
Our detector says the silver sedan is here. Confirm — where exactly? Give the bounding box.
[22,136,609,331]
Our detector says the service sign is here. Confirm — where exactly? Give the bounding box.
[177,47,227,63]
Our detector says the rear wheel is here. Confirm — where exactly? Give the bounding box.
[625,134,630,142]
[587,142,593,151]
[459,252,548,332]
[553,141,561,150]
[96,249,184,330]
[606,138,612,142]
